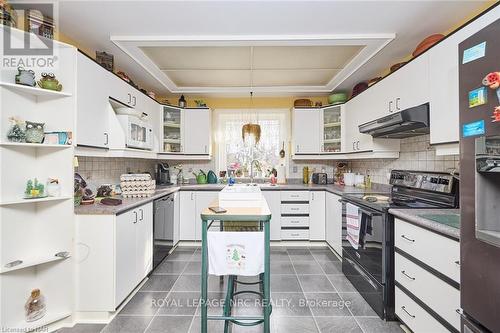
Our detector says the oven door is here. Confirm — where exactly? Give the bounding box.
[342,201,385,284]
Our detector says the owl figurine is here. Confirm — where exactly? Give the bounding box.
[25,121,45,143]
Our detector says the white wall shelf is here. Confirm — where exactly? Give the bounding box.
[1,254,70,274]
[0,142,72,149]
[0,82,72,98]
[0,196,73,206]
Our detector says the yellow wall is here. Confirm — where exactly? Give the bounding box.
[160,95,330,109]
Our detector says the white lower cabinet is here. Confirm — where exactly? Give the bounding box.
[325,192,342,256]
[309,191,325,240]
[395,287,449,333]
[395,218,460,332]
[179,191,196,240]
[194,191,219,240]
[262,191,281,241]
[76,202,153,311]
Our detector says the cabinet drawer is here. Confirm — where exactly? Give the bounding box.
[281,229,309,240]
[281,204,309,215]
[396,253,460,330]
[281,216,309,227]
[395,287,449,333]
[395,219,459,283]
[281,191,309,201]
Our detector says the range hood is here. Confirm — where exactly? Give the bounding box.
[359,103,430,139]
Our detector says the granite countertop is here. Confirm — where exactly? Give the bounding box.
[75,182,388,215]
[389,208,460,240]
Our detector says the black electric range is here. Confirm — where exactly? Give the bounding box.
[340,170,459,320]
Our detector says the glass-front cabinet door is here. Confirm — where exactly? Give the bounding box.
[322,105,342,152]
[163,106,182,152]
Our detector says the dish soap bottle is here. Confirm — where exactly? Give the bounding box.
[365,170,372,189]
[25,289,46,322]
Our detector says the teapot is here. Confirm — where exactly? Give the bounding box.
[15,67,36,87]
[37,73,62,91]
[192,170,207,184]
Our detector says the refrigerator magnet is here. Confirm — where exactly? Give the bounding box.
[482,72,500,89]
[462,41,486,64]
[468,87,487,108]
[463,120,485,137]
[492,106,500,123]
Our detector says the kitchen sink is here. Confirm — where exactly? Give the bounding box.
[219,184,262,202]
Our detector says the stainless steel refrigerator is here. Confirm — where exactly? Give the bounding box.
[459,17,500,333]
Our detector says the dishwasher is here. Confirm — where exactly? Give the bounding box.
[153,194,174,270]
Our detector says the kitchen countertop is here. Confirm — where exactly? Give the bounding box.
[75,182,389,215]
[389,208,460,240]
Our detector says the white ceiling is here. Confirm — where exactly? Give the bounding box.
[58,0,492,96]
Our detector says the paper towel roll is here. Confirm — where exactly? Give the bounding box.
[277,165,286,184]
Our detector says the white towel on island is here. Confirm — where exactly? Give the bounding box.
[207,231,264,276]
[346,203,361,250]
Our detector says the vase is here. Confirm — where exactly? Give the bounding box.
[25,289,46,322]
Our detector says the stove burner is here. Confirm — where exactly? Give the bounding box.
[362,195,391,203]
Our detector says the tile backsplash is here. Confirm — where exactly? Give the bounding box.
[76,135,458,188]
[348,135,460,184]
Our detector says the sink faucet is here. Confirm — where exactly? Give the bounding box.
[250,159,260,184]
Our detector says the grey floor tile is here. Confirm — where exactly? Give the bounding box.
[298,275,335,292]
[315,317,362,333]
[173,275,230,292]
[327,274,357,292]
[270,251,291,262]
[304,292,352,317]
[101,316,153,333]
[234,275,262,293]
[311,249,340,262]
[233,292,264,316]
[145,316,192,333]
[189,316,225,333]
[140,275,178,292]
[271,261,295,274]
[183,261,202,274]
[195,292,225,316]
[272,316,319,333]
[56,324,105,333]
[119,291,168,315]
[356,317,404,333]
[271,274,302,292]
[232,323,265,333]
[157,292,200,316]
[167,251,195,261]
[338,293,378,317]
[292,261,324,274]
[288,249,315,261]
[271,292,312,317]
[318,261,343,274]
[153,261,188,275]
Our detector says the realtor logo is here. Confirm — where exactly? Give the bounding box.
[2,1,58,69]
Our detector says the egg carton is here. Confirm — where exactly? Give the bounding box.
[120,180,155,188]
[120,173,152,182]
[122,191,154,198]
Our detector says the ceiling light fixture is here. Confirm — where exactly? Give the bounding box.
[242,91,261,144]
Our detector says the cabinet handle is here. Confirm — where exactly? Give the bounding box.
[291,233,300,237]
[454,260,460,266]
[296,145,299,153]
[312,192,315,200]
[401,270,415,281]
[290,220,300,224]
[401,306,415,319]
[104,133,108,145]
[140,208,144,221]
[127,93,131,104]
[133,211,138,224]
[396,97,401,110]
[401,235,415,242]
[356,141,360,150]
[389,100,393,113]
[180,145,183,152]
[205,145,207,154]
[352,142,356,151]
[133,96,137,106]
[290,208,300,211]
[321,144,324,152]
[191,192,194,200]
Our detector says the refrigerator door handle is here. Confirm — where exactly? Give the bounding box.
[401,235,415,243]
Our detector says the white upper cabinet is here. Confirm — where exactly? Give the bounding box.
[293,108,322,154]
[321,105,343,153]
[183,108,211,155]
[76,53,110,148]
[344,91,374,153]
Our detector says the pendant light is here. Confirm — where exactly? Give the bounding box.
[242,92,261,144]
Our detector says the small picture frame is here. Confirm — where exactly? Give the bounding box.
[44,131,73,145]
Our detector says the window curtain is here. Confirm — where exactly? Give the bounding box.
[213,108,290,177]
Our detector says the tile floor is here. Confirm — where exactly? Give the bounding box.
[58,246,403,333]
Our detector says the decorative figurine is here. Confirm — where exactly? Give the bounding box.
[24,178,45,198]
[25,121,45,143]
[483,71,500,104]
[25,289,46,322]
[37,73,62,91]
[15,67,36,87]
[6,116,26,142]
[492,106,500,123]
